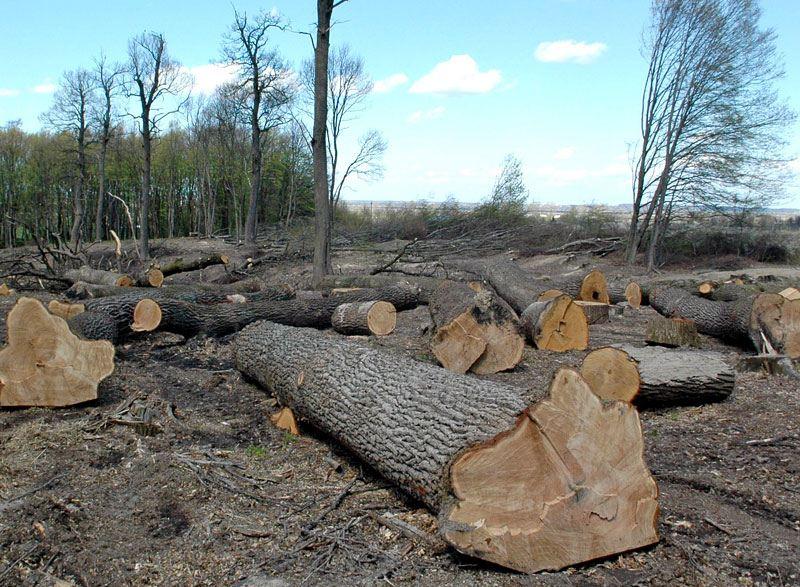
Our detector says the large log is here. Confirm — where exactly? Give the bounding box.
[68,284,422,342]
[608,280,642,309]
[156,253,230,276]
[429,281,523,374]
[234,321,659,573]
[645,314,701,348]
[65,281,291,302]
[649,286,800,358]
[63,266,133,287]
[581,345,734,406]
[520,294,588,351]
[0,298,115,407]
[317,274,443,302]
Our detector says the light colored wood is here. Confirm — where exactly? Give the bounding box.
[521,294,589,352]
[331,301,397,336]
[751,294,800,359]
[330,287,363,295]
[779,287,800,301]
[0,283,12,296]
[0,298,115,407]
[115,275,134,287]
[580,347,641,402]
[431,313,487,374]
[537,289,564,302]
[579,269,610,304]
[110,229,123,257]
[48,299,86,320]
[442,368,659,573]
[270,407,299,435]
[146,268,164,288]
[698,281,716,295]
[574,300,610,324]
[131,299,162,332]
[625,281,642,308]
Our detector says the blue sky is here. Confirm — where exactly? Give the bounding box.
[1,0,798,206]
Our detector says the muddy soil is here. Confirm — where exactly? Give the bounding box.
[0,238,798,586]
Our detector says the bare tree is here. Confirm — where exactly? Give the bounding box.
[126,31,190,259]
[42,68,96,248]
[222,9,291,245]
[91,54,123,241]
[626,0,795,270]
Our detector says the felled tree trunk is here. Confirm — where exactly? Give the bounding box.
[331,301,396,335]
[317,274,443,302]
[520,294,588,351]
[0,298,114,407]
[63,266,133,287]
[68,284,422,342]
[429,281,523,374]
[608,281,642,308]
[581,345,734,406]
[156,253,230,276]
[574,301,610,324]
[162,264,234,286]
[65,280,284,301]
[234,321,659,573]
[645,314,700,347]
[132,268,164,288]
[649,286,800,357]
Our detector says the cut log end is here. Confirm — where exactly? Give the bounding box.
[779,287,800,301]
[331,301,397,336]
[751,294,800,359]
[0,283,13,296]
[698,281,716,295]
[625,282,642,309]
[537,289,564,302]
[574,300,610,325]
[0,298,115,407]
[48,299,86,320]
[115,275,134,287]
[441,368,659,573]
[521,294,589,352]
[579,269,610,304]
[270,407,299,435]
[147,268,164,288]
[580,347,641,402]
[131,299,162,332]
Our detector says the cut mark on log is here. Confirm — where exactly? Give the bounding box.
[751,294,800,359]
[442,368,659,573]
[431,313,487,374]
[131,299,162,332]
[331,301,397,336]
[574,300,610,324]
[48,299,86,320]
[270,407,299,435]
[521,294,588,352]
[0,298,114,407]
[580,347,640,403]
[779,287,800,301]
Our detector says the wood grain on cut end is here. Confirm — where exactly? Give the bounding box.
[537,289,564,302]
[625,281,642,308]
[431,312,487,374]
[48,299,86,320]
[698,281,716,295]
[270,407,299,435]
[366,301,396,335]
[751,293,800,359]
[441,368,659,573]
[331,301,397,336]
[0,297,115,407]
[521,294,589,352]
[779,287,800,301]
[115,275,134,287]
[579,269,610,304]
[580,347,641,402]
[131,299,162,332]
[147,268,164,288]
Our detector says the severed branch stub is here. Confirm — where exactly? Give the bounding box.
[0,298,115,407]
[234,322,659,573]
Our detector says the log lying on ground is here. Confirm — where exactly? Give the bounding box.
[48,299,86,320]
[234,321,659,573]
[0,298,115,407]
[65,281,291,303]
[317,274,442,302]
[574,300,610,324]
[650,286,800,358]
[156,253,229,276]
[608,281,642,309]
[520,294,588,351]
[645,314,700,348]
[429,281,523,374]
[132,267,164,288]
[581,345,734,406]
[161,264,234,286]
[63,266,133,287]
[331,301,396,335]
[68,284,422,342]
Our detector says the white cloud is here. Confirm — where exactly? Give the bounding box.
[407,106,445,124]
[185,63,240,95]
[0,88,20,97]
[410,55,501,95]
[373,73,409,94]
[534,40,607,64]
[32,82,56,94]
[789,158,800,173]
[553,146,575,160]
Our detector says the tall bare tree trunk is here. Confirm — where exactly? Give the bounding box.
[140,118,151,259]
[245,118,261,244]
[95,143,107,241]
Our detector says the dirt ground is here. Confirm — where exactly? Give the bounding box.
[1,237,798,586]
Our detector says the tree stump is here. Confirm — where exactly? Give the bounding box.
[645,314,701,347]
[574,300,610,324]
[234,321,659,573]
[520,294,588,351]
[331,301,396,335]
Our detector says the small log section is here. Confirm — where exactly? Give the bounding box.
[608,281,642,309]
[234,321,659,573]
[574,300,610,324]
[0,298,115,407]
[133,268,164,288]
[581,345,734,406]
[63,266,132,287]
[645,314,701,348]
[650,286,800,358]
[520,294,588,352]
[331,301,396,336]
[157,253,230,276]
[429,281,524,374]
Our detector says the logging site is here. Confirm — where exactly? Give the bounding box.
[2,0,800,585]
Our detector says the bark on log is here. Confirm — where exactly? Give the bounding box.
[132,268,164,288]
[645,314,701,348]
[581,345,734,406]
[608,281,642,309]
[68,284,422,342]
[331,301,396,336]
[574,301,610,324]
[317,274,443,302]
[63,266,133,287]
[649,286,800,358]
[156,253,230,276]
[161,264,235,286]
[0,298,115,407]
[234,321,659,573]
[429,281,523,374]
[520,295,588,351]
[65,281,290,302]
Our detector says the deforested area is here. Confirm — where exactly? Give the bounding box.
[1,0,799,585]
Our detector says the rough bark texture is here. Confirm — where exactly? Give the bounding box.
[331,301,396,336]
[131,268,164,288]
[317,274,442,303]
[65,281,287,301]
[429,281,523,374]
[63,266,132,287]
[157,253,229,276]
[234,323,659,573]
[645,314,701,348]
[608,281,642,308]
[574,301,610,324]
[161,265,235,286]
